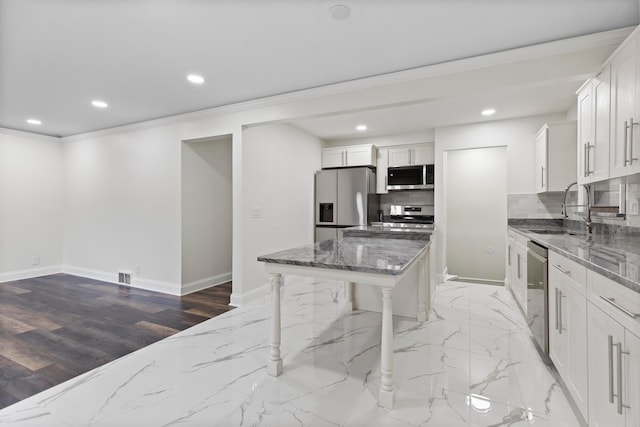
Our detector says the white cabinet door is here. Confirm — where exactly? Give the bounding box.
[588,303,626,427]
[412,143,434,164]
[388,148,412,167]
[345,145,375,167]
[548,252,588,419]
[535,127,547,193]
[577,83,593,185]
[610,36,639,178]
[512,237,527,315]
[507,232,515,291]
[387,143,434,167]
[592,66,611,182]
[321,148,345,168]
[376,148,388,194]
[548,265,565,373]
[625,330,640,427]
[563,281,589,417]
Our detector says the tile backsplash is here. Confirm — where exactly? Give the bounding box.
[508,192,565,219]
[509,182,640,228]
[379,190,434,216]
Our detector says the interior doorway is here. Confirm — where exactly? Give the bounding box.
[445,146,507,284]
[181,135,233,294]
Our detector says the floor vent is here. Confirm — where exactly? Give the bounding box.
[118,272,131,285]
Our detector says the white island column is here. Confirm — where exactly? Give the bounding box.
[268,272,283,376]
[379,287,395,408]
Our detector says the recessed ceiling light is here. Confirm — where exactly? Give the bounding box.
[481,108,496,116]
[91,100,108,108]
[187,74,205,84]
[26,118,42,125]
[356,124,367,131]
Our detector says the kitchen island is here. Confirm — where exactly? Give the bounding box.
[258,232,432,409]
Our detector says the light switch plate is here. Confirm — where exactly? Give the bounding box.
[630,199,639,216]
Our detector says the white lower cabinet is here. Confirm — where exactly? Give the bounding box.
[505,229,527,315]
[587,270,640,427]
[547,251,588,419]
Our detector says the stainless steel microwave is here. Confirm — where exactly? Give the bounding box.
[387,164,434,190]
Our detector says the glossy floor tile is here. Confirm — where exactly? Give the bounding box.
[0,279,584,426]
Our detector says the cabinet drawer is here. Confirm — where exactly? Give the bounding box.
[549,251,587,293]
[588,270,640,338]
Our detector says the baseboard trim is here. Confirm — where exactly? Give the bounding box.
[456,276,505,286]
[62,265,181,295]
[436,267,448,285]
[181,272,232,296]
[0,265,63,283]
[229,282,270,307]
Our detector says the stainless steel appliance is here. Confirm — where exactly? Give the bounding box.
[389,204,434,223]
[315,167,378,241]
[527,240,549,359]
[387,164,434,191]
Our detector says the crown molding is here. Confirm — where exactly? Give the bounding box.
[0,126,62,141]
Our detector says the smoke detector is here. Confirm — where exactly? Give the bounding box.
[329,4,351,21]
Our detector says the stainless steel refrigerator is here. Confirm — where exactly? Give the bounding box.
[315,167,378,242]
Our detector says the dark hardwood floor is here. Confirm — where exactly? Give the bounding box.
[0,273,234,410]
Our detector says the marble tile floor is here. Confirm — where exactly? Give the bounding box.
[0,278,584,426]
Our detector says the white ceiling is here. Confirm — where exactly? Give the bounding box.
[1,0,638,138]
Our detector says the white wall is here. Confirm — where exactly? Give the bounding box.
[434,113,564,279]
[63,124,183,293]
[181,136,233,292]
[0,129,64,281]
[233,123,322,305]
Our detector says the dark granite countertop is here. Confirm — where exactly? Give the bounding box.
[258,236,431,276]
[509,220,640,294]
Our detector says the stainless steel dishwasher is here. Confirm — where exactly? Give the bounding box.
[527,240,549,358]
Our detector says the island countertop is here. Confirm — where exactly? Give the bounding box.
[257,236,431,276]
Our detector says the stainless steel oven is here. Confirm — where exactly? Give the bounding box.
[527,240,549,358]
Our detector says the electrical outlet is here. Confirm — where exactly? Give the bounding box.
[251,207,262,218]
[134,264,141,275]
[31,256,40,266]
[630,199,639,216]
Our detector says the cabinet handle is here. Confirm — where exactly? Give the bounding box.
[384,176,387,191]
[624,120,629,166]
[558,290,563,334]
[600,296,640,318]
[617,342,624,414]
[517,254,521,279]
[584,143,589,177]
[629,118,634,166]
[552,264,571,275]
[540,166,545,188]
[608,335,615,404]
[508,245,511,266]
[555,288,559,331]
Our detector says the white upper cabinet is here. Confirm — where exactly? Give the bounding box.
[321,144,376,169]
[609,32,640,178]
[388,143,434,167]
[578,66,611,185]
[535,122,577,193]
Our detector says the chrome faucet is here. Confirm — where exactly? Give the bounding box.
[561,182,592,234]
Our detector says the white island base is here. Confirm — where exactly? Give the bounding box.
[260,239,431,409]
